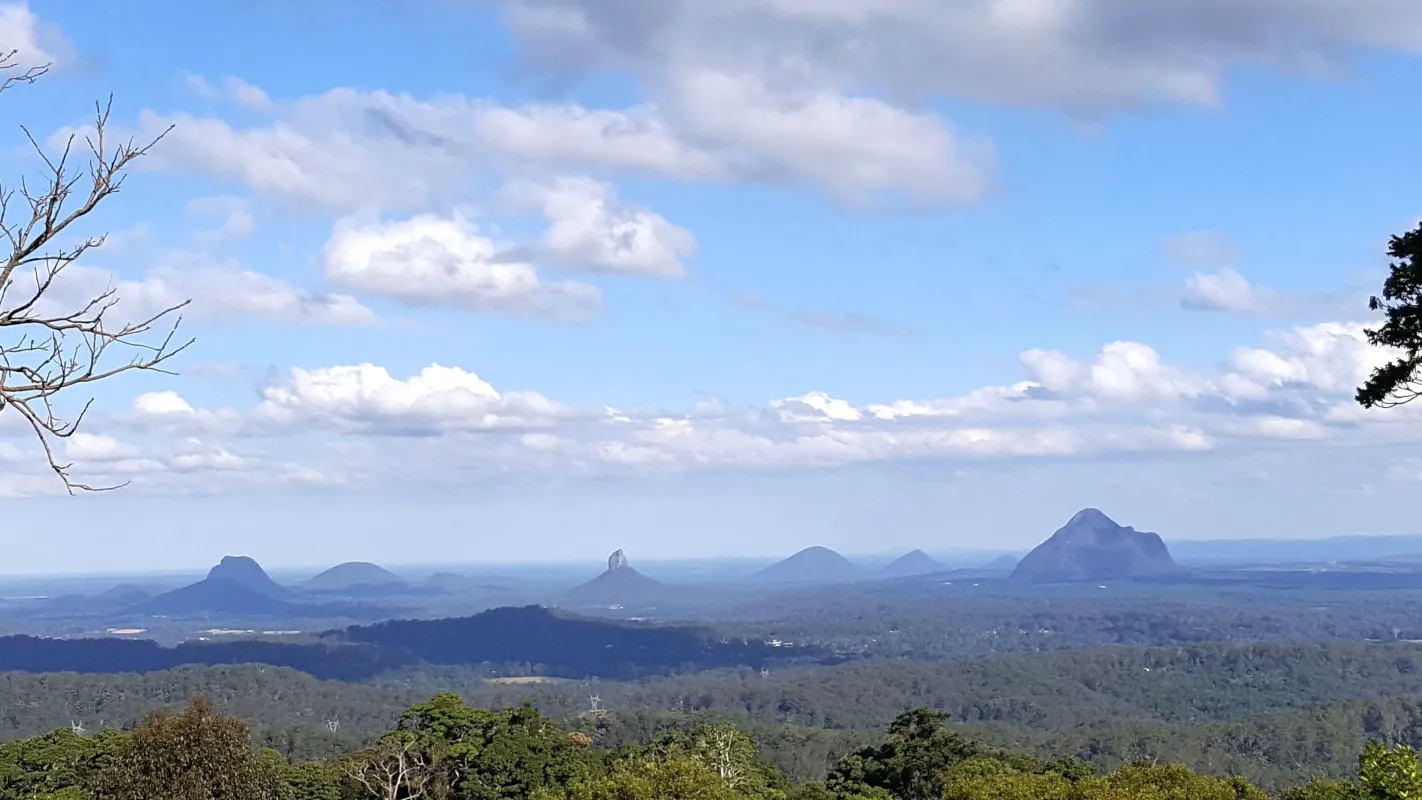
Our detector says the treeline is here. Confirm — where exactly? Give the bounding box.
[4,694,1413,799]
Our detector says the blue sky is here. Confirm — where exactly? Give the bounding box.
[3,0,1422,574]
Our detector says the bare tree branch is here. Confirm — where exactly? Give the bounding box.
[0,50,49,96]
[0,54,192,494]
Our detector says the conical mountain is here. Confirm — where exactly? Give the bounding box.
[564,550,667,606]
[880,549,945,577]
[1011,509,1179,583]
[306,561,406,593]
[756,546,867,584]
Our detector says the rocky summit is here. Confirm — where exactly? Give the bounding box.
[608,549,630,572]
[564,549,666,607]
[1011,508,1179,583]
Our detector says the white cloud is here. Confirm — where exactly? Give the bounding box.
[134,391,195,416]
[473,102,723,179]
[1020,341,1202,402]
[252,363,569,434]
[48,260,377,327]
[1181,269,1260,313]
[320,214,602,320]
[502,177,695,277]
[1226,321,1390,397]
[104,317,1422,484]
[0,2,72,71]
[64,432,142,462]
[183,74,272,110]
[125,79,990,210]
[1175,264,1368,319]
[665,67,992,204]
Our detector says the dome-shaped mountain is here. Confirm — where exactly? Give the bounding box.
[132,555,300,617]
[880,549,945,578]
[305,562,406,593]
[1011,509,1179,583]
[207,556,291,599]
[564,550,668,607]
[756,546,867,584]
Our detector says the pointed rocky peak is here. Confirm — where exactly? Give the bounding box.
[565,549,665,606]
[608,549,630,572]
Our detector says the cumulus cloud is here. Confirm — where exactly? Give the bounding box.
[320,214,602,321]
[501,177,696,277]
[109,318,1422,483]
[251,363,570,434]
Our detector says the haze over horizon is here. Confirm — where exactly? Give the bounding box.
[3,1,1422,574]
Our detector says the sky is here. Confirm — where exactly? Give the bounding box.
[2,0,1422,574]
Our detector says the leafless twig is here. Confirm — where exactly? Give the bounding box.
[0,52,192,493]
[0,49,48,96]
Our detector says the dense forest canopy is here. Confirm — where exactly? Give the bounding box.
[3,692,1419,799]
[14,640,1422,792]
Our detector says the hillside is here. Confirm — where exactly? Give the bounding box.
[756,547,867,584]
[880,549,945,577]
[563,550,669,608]
[304,561,406,593]
[133,579,298,617]
[1012,509,1179,583]
[131,555,312,617]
